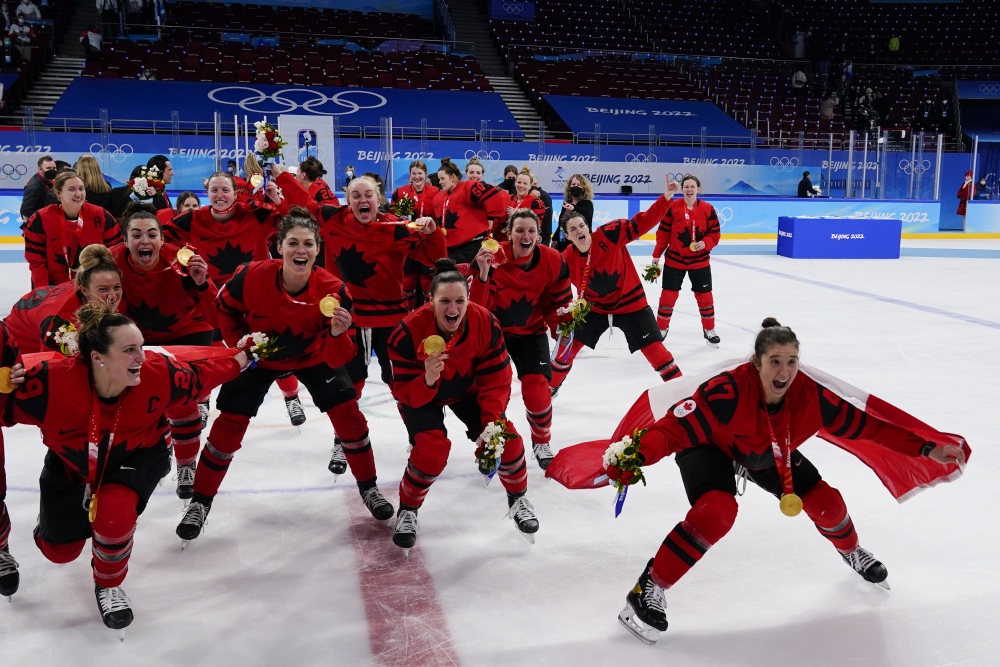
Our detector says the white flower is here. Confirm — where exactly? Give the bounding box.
[254,120,264,129]
[255,137,269,151]
[603,438,630,470]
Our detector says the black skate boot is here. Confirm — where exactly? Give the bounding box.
[392,505,419,558]
[285,395,306,429]
[0,546,19,600]
[176,494,212,548]
[619,558,668,645]
[175,462,196,501]
[531,442,555,470]
[328,439,347,480]
[198,401,210,429]
[95,583,133,640]
[358,480,394,522]
[703,328,720,348]
[505,490,539,544]
[549,385,560,399]
[841,546,890,589]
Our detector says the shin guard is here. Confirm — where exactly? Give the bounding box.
[399,429,451,508]
[327,400,376,483]
[640,343,682,382]
[496,422,528,494]
[693,290,716,330]
[656,289,680,330]
[167,405,203,466]
[549,339,584,390]
[521,374,553,444]
[192,413,251,498]
[276,375,300,399]
[91,484,138,588]
[0,501,9,551]
[651,490,737,588]
[803,481,859,553]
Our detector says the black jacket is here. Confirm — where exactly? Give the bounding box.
[108,184,168,219]
[798,177,819,198]
[19,172,51,224]
[535,187,553,245]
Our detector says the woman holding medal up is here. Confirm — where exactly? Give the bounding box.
[175,207,394,547]
[432,158,509,263]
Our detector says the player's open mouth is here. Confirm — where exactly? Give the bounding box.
[128,364,142,376]
[773,379,788,390]
[292,258,308,267]
[359,203,371,216]
[444,314,460,325]
[520,241,533,250]
[577,233,586,241]
[138,249,153,261]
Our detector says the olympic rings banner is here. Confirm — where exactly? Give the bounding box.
[490,0,534,21]
[45,79,524,137]
[957,81,1000,100]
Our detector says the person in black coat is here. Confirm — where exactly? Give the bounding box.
[529,178,554,246]
[798,171,821,198]
[554,174,594,251]
[109,154,173,218]
[19,155,57,224]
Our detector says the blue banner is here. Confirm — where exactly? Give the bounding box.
[543,95,752,138]
[45,80,524,137]
[187,0,433,18]
[957,81,1000,100]
[490,0,534,21]
[0,74,19,92]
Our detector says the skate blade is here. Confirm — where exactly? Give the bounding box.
[295,425,302,435]
[4,595,10,603]
[331,473,340,483]
[518,530,536,545]
[180,540,190,551]
[618,607,659,645]
[483,474,492,486]
[875,579,891,590]
[114,629,125,642]
[706,341,719,349]
[401,547,409,560]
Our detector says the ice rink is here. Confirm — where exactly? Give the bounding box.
[0,241,997,666]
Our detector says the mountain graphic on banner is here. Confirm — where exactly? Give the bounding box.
[723,181,763,195]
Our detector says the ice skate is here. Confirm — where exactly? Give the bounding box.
[0,546,19,601]
[619,558,668,645]
[531,442,555,470]
[174,462,196,501]
[660,328,669,341]
[703,328,720,348]
[328,439,347,481]
[95,583,133,640]
[505,491,539,544]
[392,506,419,558]
[198,400,210,429]
[359,482,394,522]
[841,545,890,589]
[549,385,560,399]
[176,496,211,549]
[285,395,306,431]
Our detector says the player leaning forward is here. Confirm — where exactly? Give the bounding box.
[387,258,539,554]
[596,319,967,644]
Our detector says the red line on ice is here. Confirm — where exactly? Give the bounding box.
[346,489,462,667]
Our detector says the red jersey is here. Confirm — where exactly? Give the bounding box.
[5,281,127,354]
[216,258,356,371]
[162,203,281,283]
[469,243,571,337]
[492,193,546,239]
[110,243,218,343]
[391,183,440,219]
[388,302,512,424]
[638,362,927,471]
[5,350,241,483]
[652,198,721,270]
[562,193,671,315]
[156,208,176,227]
[309,178,340,207]
[433,180,510,247]
[24,203,122,288]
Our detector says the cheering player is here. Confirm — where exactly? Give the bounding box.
[433,158,509,263]
[496,167,546,240]
[387,258,540,554]
[392,160,441,307]
[470,209,571,470]
[175,207,394,547]
[651,175,722,346]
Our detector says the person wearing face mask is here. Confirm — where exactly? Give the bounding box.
[20,155,57,222]
[555,175,594,252]
[496,166,545,241]
[0,34,22,74]
[975,175,990,200]
[387,258,541,554]
[175,209,395,547]
[9,13,33,61]
[5,243,127,353]
[500,164,518,195]
[23,170,122,289]
[550,319,967,645]
[469,209,571,471]
[8,301,246,635]
[343,164,355,190]
[392,160,441,309]
[431,157,509,263]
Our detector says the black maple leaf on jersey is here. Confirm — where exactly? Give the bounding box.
[60,437,134,480]
[727,443,775,471]
[493,294,536,329]
[128,302,181,333]
[268,326,310,362]
[438,370,475,402]
[677,226,696,247]
[443,208,460,231]
[207,242,256,278]
[14,286,55,311]
[587,269,622,298]
[335,244,378,288]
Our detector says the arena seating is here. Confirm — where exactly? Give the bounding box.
[515,57,709,102]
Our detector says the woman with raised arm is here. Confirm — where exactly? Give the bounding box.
[175,207,394,548]
[496,166,546,240]
[391,159,441,308]
[432,158,509,263]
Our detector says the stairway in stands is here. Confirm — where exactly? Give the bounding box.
[447,0,541,142]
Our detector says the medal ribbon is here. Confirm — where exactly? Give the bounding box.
[763,397,794,498]
[417,319,463,360]
[85,386,126,523]
[60,213,83,279]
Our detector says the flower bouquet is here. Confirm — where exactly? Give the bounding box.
[254,120,287,187]
[642,264,661,283]
[237,332,283,369]
[551,297,592,362]
[476,419,516,484]
[45,315,79,356]
[603,428,648,517]
[127,165,165,203]
[389,193,415,220]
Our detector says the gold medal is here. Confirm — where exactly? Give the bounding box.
[423,335,446,355]
[88,493,98,523]
[0,367,14,394]
[481,238,500,254]
[779,493,802,517]
[175,247,195,267]
[249,174,263,188]
[689,242,698,251]
[406,220,424,230]
[319,295,340,317]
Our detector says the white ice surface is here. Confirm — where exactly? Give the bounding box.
[0,250,997,666]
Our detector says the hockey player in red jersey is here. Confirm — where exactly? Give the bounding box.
[113,204,220,500]
[469,209,571,470]
[392,159,441,308]
[23,171,122,289]
[549,176,682,394]
[7,302,245,634]
[175,208,394,547]
[433,158,509,263]
[6,244,126,354]
[651,175,722,347]
[497,167,546,240]
[0,321,26,601]
[294,156,340,208]
[603,319,967,644]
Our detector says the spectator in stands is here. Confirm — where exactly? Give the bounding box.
[0,35,22,73]
[9,13,32,61]
[937,96,954,135]
[125,0,144,25]
[793,29,807,60]
[501,164,518,194]
[97,0,118,39]
[790,69,808,96]
[140,68,155,80]
[77,154,113,212]
[554,174,593,252]
[19,154,56,223]
[975,176,990,200]
[820,91,838,120]
[343,164,355,190]
[227,159,238,177]
[797,171,821,198]
[530,172,553,246]
[917,95,934,131]
[873,91,890,127]
[80,25,103,62]
[1,6,10,32]
[14,1,39,21]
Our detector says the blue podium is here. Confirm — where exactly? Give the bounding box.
[777,217,902,259]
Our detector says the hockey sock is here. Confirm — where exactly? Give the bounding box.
[656,289,680,330]
[640,343,682,382]
[521,374,553,444]
[694,291,716,330]
[192,412,251,498]
[353,380,365,400]
[549,339,584,390]
[402,273,418,310]
[0,501,9,551]
[651,490,738,588]
[91,484,138,589]
[327,400,376,484]
[802,481,859,553]
[168,405,203,466]
[34,531,85,564]
[276,375,300,399]
[496,421,528,494]
[399,429,451,508]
